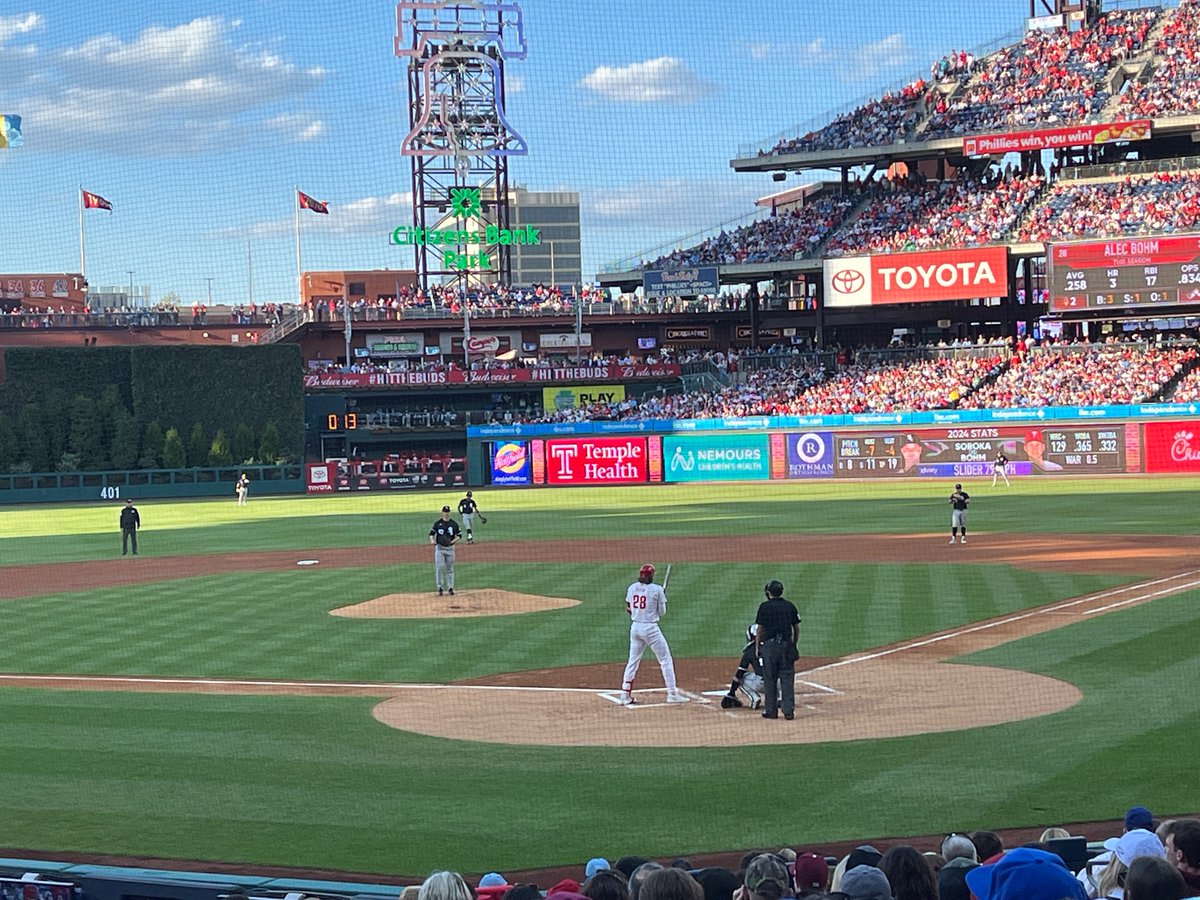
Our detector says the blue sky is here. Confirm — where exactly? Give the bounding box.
[0,0,1034,302]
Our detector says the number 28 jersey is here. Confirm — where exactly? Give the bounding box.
[626,582,667,624]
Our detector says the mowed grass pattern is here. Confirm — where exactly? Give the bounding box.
[0,479,1198,873]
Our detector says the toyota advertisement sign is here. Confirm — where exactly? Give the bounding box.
[824,247,1009,306]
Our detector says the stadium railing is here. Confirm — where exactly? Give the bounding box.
[854,345,1012,365]
[1057,154,1200,181]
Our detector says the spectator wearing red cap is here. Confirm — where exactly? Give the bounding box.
[792,852,829,896]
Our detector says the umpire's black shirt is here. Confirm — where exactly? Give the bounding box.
[755,596,800,641]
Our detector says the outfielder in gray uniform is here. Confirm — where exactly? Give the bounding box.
[429,506,462,595]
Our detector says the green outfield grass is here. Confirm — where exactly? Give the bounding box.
[0,478,1198,875]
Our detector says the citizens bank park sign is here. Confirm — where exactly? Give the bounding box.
[303,363,681,389]
[823,246,1009,307]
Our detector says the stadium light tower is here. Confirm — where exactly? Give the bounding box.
[397,0,529,292]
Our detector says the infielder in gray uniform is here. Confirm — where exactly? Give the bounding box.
[949,483,970,544]
[429,505,462,595]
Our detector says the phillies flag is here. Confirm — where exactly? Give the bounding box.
[82,190,112,211]
[298,191,329,214]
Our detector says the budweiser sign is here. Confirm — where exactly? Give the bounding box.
[1144,421,1200,473]
[824,247,1009,307]
[304,364,682,389]
[963,120,1151,156]
[545,437,648,484]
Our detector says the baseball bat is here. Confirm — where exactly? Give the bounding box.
[662,564,672,592]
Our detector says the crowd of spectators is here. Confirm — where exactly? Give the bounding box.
[764,80,927,156]
[521,354,1005,423]
[1016,171,1200,243]
[921,6,1159,139]
[403,808,1200,900]
[823,173,1043,257]
[644,197,856,269]
[959,342,1196,409]
[1121,0,1200,119]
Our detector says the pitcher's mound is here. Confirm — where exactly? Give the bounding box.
[330,589,580,619]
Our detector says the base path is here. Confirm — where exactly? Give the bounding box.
[1,532,1194,602]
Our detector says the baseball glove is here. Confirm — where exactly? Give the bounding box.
[479,515,488,524]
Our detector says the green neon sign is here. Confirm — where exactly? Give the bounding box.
[389,187,542,271]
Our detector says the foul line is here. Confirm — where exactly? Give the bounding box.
[803,569,1200,676]
[4,572,1196,700]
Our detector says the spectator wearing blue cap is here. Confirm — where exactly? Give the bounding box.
[1079,806,1157,897]
[587,860,613,879]
[966,848,1087,900]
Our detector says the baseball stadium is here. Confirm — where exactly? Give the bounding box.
[3,1,1200,900]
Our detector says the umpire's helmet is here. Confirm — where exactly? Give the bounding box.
[639,564,655,583]
[746,623,759,644]
[765,580,784,597]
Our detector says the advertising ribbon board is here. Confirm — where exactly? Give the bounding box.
[662,433,770,482]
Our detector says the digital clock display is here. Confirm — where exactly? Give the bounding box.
[1048,234,1200,312]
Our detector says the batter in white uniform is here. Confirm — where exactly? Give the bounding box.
[618,564,687,705]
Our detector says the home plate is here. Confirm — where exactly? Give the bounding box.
[296,559,320,566]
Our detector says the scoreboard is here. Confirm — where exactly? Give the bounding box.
[1047,233,1200,312]
[832,425,1127,477]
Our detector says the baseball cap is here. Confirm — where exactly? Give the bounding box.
[1124,805,1154,831]
[1104,828,1165,866]
[840,864,893,900]
[585,858,611,878]
[792,853,828,891]
[844,845,883,871]
[546,879,581,897]
[479,874,507,888]
[964,847,1087,900]
[744,854,790,898]
[441,505,451,512]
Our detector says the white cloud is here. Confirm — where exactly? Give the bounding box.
[9,16,327,155]
[580,56,717,104]
[584,177,762,228]
[506,73,526,94]
[266,113,326,142]
[852,34,919,80]
[0,11,42,44]
[746,33,918,82]
[209,191,413,240]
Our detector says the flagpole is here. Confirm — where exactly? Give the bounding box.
[247,239,254,308]
[294,186,302,309]
[79,186,87,286]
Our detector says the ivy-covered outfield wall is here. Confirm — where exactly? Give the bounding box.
[0,345,303,474]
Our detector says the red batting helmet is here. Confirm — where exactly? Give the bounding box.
[639,564,655,583]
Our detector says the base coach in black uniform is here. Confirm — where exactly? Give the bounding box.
[754,580,800,720]
[119,498,140,556]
